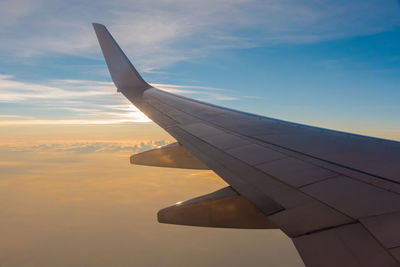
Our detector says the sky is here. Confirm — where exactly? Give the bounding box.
[0,0,400,138]
[1,0,400,266]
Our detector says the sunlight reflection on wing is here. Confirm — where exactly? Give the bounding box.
[119,110,151,123]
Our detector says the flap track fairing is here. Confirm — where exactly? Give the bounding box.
[130,142,209,170]
[157,186,277,229]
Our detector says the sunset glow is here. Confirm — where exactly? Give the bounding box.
[1,0,400,266]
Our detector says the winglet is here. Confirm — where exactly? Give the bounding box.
[92,23,150,96]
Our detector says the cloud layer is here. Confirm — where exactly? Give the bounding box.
[1,139,170,154]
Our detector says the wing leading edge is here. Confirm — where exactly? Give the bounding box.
[93,23,400,267]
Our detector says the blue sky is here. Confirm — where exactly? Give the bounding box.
[1,0,400,139]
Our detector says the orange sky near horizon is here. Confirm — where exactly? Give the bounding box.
[1,119,400,266]
[0,123,304,267]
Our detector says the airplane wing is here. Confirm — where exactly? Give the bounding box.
[93,23,400,267]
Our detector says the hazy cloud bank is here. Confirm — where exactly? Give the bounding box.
[1,140,170,154]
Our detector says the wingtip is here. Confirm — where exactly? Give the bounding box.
[92,23,106,29]
[92,21,150,96]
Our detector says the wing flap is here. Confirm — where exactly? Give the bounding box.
[293,223,399,267]
[302,176,400,218]
[361,211,400,249]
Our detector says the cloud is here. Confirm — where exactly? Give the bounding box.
[1,140,170,154]
[0,114,33,119]
[0,119,148,125]
[0,75,238,125]
[0,75,114,102]
[0,0,39,27]
[0,0,399,69]
[0,74,149,124]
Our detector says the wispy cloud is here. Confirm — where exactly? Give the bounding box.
[0,119,148,125]
[0,75,114,102]
[0,114,33,119]
[0,0,399,69]
[0,75,239,125]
